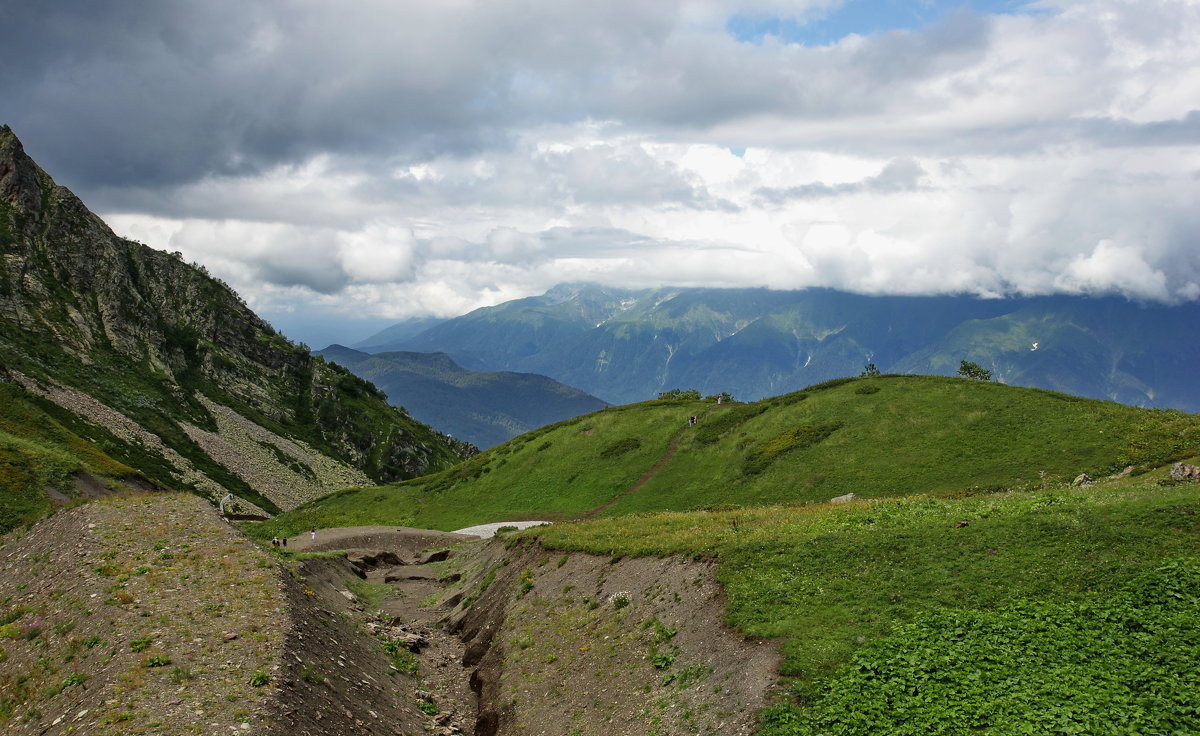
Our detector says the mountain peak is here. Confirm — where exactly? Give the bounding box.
[0,126,48,219]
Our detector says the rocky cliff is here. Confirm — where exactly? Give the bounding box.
[0,125,473,523]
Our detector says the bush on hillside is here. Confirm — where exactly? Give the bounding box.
[656,388,702,401]
[694,403,771,445]
[600,438,642,459]
[744,423,842,475]
[957,360,992,381]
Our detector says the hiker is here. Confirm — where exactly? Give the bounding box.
[310,528,316,542]
[281,537,287,548]
[271,537,279,547]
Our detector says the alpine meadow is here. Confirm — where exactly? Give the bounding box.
[4,1,1200,734]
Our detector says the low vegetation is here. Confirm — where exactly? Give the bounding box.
[528,471,1200,734]
[253,375,1200,538]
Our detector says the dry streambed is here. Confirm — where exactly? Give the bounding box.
[2,504,779,736]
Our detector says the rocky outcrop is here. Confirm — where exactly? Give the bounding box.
[1169,462,1200,481]
[0,126,474,518]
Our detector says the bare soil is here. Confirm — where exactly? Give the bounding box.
[2,510,780,736]
[0,493,286,735]
[445,541,780,736]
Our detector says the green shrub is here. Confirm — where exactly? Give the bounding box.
[599,437,641,459]
[694,403,771,445]
[383,641,419,675]
[516,568,535,598]
[417,699,438,716]
[744,423,842,475]
[248,670,270,686]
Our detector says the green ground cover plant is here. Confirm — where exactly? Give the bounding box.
[529,475,1200,734]
[760,559,1200,736]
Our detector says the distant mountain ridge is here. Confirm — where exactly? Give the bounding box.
[357,283,1200,410]
[317,345,608,449]
[0,126,472,528]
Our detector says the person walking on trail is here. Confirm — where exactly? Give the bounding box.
[310,528,316,542]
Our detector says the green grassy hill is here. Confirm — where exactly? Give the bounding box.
[249,374,1200,734]
[254,375,1200,537]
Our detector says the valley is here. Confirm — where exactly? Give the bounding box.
[1,123,1198,735]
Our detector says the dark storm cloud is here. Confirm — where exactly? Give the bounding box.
[1,0,507,189]
[5,0,1199,316]
[0,1,1022,194]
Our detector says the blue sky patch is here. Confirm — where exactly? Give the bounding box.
[726,0,1040,46]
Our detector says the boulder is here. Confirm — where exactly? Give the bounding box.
[1072,473,1092,486]
[1169,462,1200,480]
[829,493,858,504]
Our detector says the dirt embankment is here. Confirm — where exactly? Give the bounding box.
[0,493,286,735]
[2,504,780,736]
[443,540,779,736]
[269,523,781,735]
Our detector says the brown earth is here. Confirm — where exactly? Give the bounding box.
[2,505,780,736]
[0,493,286,735]
[443,542,780,736]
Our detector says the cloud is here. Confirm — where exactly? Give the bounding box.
[754,158,928,203]
[1057,241,1170,301]
[6,0,1200,344]
[338,226,418,283]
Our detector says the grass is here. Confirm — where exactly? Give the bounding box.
[526,471,1200,734]
[255,376,1200,538]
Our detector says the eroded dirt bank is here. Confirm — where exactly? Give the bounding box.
[271,525,781,736]
[2,506,779,736]
[443,540,779,736]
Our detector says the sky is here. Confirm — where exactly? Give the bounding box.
[3,0,1199,348]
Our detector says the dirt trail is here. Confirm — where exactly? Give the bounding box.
[583,404,733,518]
[583,430,684,518]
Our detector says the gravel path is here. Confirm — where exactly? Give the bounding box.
[452,520,552,538]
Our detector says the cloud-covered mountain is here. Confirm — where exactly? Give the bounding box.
[357,283,1200,410]
[4,1,1197,335]
[317,345,607,449]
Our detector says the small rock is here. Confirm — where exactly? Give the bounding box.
[223,633,239,641]
[954,521,969,528]
[829,493,858,504]
[1111,465,1134,479]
